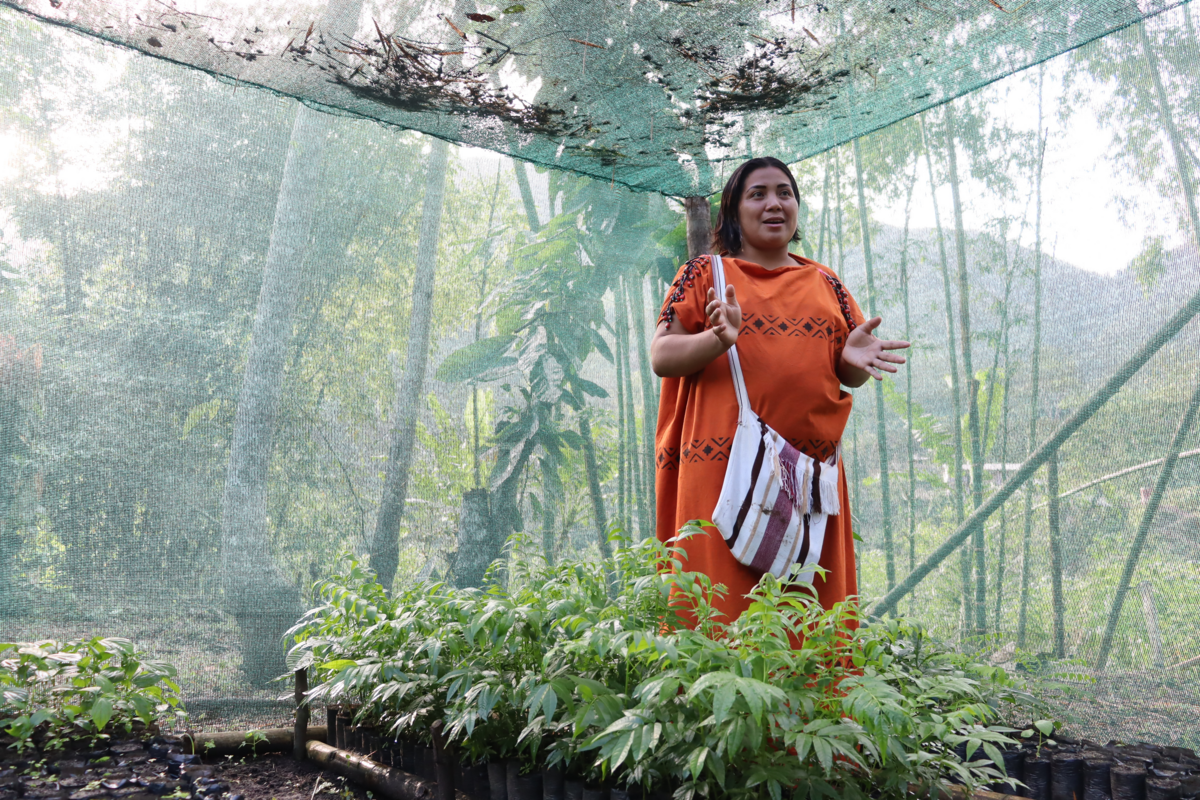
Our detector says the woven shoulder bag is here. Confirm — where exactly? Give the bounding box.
[708,254,848,583]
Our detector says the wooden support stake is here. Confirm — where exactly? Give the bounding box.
[294,668,310,761]
[430,720,455,800]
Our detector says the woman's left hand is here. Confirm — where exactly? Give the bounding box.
[839,317,910,384]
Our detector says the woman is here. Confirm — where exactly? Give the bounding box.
[650,156,909,624]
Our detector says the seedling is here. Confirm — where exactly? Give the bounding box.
[0,638,186,751]
[245,729,269,757]
[285,541,1053,800]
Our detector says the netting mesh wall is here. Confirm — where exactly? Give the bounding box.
[2,2,1199,744]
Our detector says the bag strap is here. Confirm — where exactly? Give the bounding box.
[713,257,856,415]
[710,255,752,415]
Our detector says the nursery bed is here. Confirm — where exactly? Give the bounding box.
[4,721,1197,800]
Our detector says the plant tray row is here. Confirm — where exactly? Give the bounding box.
[328,708,1199,800]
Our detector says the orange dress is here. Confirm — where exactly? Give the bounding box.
[654,253,866,625]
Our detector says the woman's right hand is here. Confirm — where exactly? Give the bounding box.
[706,284,742,349]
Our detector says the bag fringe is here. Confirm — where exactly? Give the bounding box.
[819,466,839,516]
[780,457,799,508]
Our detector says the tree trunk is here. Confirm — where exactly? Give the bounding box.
[453,489,493,588]
[0,347,34,616]
[852,139,894,592]
[944,105,987,637]
[1095,374,1200,671]
[920,115,968,632]
[683,197,711,259]
[220,103,334,686]
[1019,70,1048,650]
[578,412,613,562]
[370,140,450,591]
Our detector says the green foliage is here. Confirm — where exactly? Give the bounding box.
[288,532,1049,798]
[0,637,186,751]
[1130,235,1167,295]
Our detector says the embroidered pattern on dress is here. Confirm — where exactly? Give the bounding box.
[738,314,843,344]
[681,437,733,463]
[786,438,839,463]
[820,271,858,332]
[658,255,709,327]
[660,438,833,466]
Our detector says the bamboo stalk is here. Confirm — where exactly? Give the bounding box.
[512,160,541,235]
[1047,453,1064,658]
[1019,69,1047,650]
[871,273,1200,618]
[988,240,1016,633]
[541,459,556,565]
[816,155,831,264]
[615,286,628,532]
[1169,653,1200,671]
[618,276,647,538]
[624,272,652,542]
[944,105,986,636]
[899,157,919,608]
[1138,581,1165,668]
[919,114,967,627]
[1140,20,1200,253]
[1095,374,1200,671]
[831,150,864,587]
[852,138,895,592]
[629,272,657,536]
[994,320,1012,633]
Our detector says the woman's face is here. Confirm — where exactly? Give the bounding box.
[736,166,798,253]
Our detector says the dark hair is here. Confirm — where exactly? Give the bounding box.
[711,157,802,255]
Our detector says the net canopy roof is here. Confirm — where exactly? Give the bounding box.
[3,0,1188,194]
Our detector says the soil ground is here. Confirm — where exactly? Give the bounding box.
[0,735,372,800]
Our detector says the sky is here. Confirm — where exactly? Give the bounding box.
[869,60,1176,277]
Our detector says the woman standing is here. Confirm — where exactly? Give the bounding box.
[651,157,909,624]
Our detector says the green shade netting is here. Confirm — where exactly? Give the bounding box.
[1,0,1187,195]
